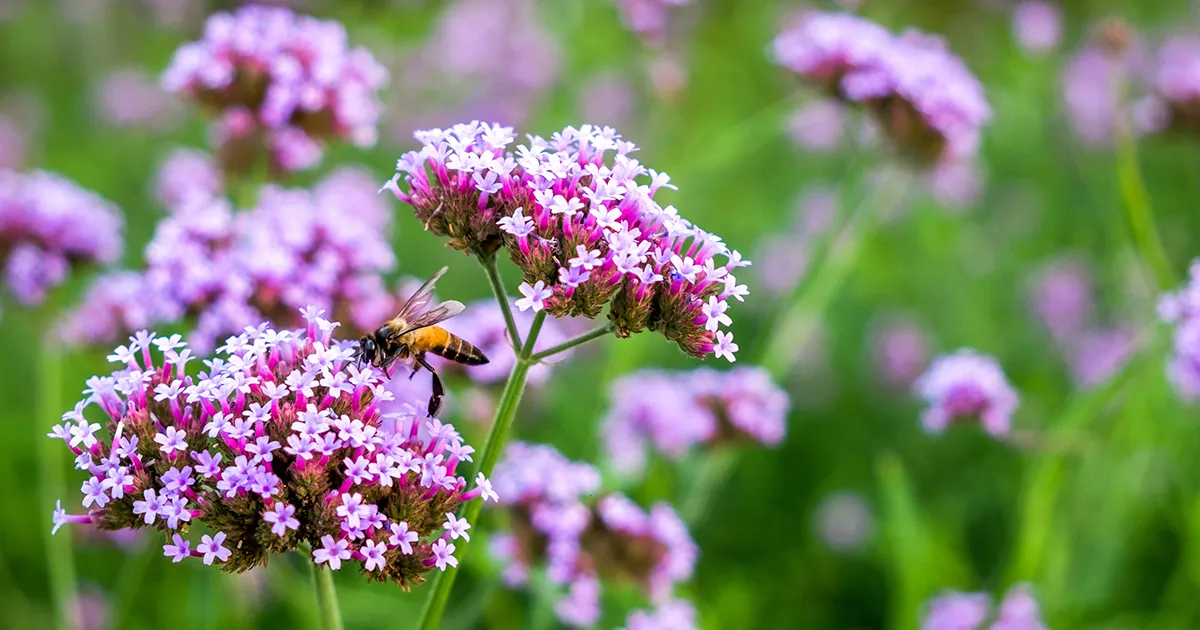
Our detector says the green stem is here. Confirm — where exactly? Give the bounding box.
[416,310,547,630]
[311,563,343,630]
[679,449,740,524]
[1115,122,1175,290]
[527,322,615,363]
[38,343,76,630]
[110,542,155,630]
[482,256,523,352]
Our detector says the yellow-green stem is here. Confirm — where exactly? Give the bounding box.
[416,310,547,630]
[311,563,343,630]
[482,255,523,352]
[38,343,76,630]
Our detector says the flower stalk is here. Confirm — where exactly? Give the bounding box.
[38,340,76,630]
[528,322,616,363]
[482,255,523,351]
[312,563,344,630]
[416,310,547,630]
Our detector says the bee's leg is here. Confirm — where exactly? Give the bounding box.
[415,355,444,417]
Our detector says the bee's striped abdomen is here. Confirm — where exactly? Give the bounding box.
[426,327,490,365]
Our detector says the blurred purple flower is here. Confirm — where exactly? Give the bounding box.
[1061,30,1150,146]
[0,116,27,169]
[927,159,985,210]
[60,168,394,352]
[50,309,492,586]
[580,72,636,130]
[1157,259,1200,400]
[612,0,689,46]
[773,12,991,163]
[1149,35,1200,132]
[1027,257,1093,343]
[921,583,1047,630]
[648,54,689,103]
[1066,324,1139,387]
[786,98,846,151]
[755,187,836,297]
[814,490,873,552]
[490,442,697,627]
[870,313,931,389]
[620,599,697,630]
[436,299,570,386]
[602,366,789,474]
[68,588,111,630]
[161,5,388,176]
[94,68,181,130]
[1011,2,1061,54]
[384,121,751,361]
[914,349,1019,437]
[0,170,123,305]
[154,148,224,212]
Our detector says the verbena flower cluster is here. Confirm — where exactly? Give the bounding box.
[1156,259,1200,399]
[60,168,396,353]
[611,0,690,45]
[602,366,789,475]
[0,169,123,305]
[489,442,697,627]
[49,308,495,587]
[771,11,991,163]
[913,349,1019,437]
[921,584,1047,630]
[382,121,750,362]
[161,5,388,175]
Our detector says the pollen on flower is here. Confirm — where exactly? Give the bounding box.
[48,308,489,588]
[383,121,750,362]
[488,442,697,627]
[601,366,789,475]
[913,349,1019,437]
[0,169,123,306]
[160,5,388,176]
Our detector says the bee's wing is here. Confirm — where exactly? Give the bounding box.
[393,266,450,323]
[397,300,466,336]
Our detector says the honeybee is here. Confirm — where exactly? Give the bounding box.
[356,266,489,417]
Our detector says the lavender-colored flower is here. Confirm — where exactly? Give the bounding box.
[1150,35,1200,132]
[620,599,697,630]
[921,583,1047,630]
[773,12,991,163]
[49,308,492,587]
[1061,30,1149,146]
[1157,259,1200,399]
[94,68,181,129]
[154,148,223,212]
[0,170,123,305]
[68,588,111,630]
[870,313,931,389]
[1011,2,1061,54]
[383,121,751,361]
[814,490,873,552]
[786,98,846,151]
[602,366,789,474]
[1027,257,1093,343]
[161,5,388,176]
[1067,324,1138,387]
[60,167,394,352]
[913,349,1019,437]
[927,159,984,210]
[489,442,696,627]
[611,0,689,45]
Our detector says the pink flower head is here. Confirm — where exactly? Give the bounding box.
[1157,259,1200,400]
[94,67,181,130]
[921,583,1047,630]
[612,0,690,46]
[773,12,991,163]
[50,309,487,587]
[154,148,224,212]
[0,170,123,305]
[914,349,1019,437]
[161,5,388,175]
[870,313,932,389]
[1027,257,1093,343]
[1012,2,1062,54]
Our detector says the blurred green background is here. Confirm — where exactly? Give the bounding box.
[4,0,1200,628]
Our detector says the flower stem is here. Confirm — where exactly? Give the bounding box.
[416,310,547,630]
[311,563,343,630]
[527,322,615,363]
[481,255,523,352]
[38,342,76,630]
[1115,115,1176,290]
[679,449,740,524]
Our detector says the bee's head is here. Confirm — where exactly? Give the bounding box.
[356,336,376,364]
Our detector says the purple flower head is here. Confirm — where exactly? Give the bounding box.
[489,442,697,627]
[94,67,181,130]
[787,98,846,151]
[1150,35,1200,133]
[921,583,1047,630]
[384,122,750,361]
[602,366,789,474]
[1027,257,1093,343]
[1157,259,1200,400]
[620,599,698,630]
[913,349,1019,437]
[1066,324,1139,388]
[161,5,388,176]
[154,148,224,212]
[773,12,991,163]
[67,588,111,630]
[1011,2,1061,54]
[611,0,690,46]
[0,170,123,305]
[870,313,932,389]
[49,309,486,588]
[60,167,394,352]
[1061,27,1150,146]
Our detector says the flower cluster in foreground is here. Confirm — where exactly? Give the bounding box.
[602,366,789,474]
[382,121,750,361]
[913,349,1019,437]
[161,5,388,175]
[60,168,398,353]
[489,442,697,627]
[50,308,495,586]
[921,583,1047,630]
[0,169,123,305]
[771,11,991,163]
